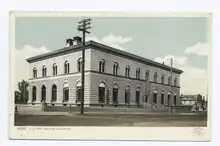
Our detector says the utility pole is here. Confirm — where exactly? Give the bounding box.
[169,58,173,116]
[77,17,92,115]
[23,82,25,103]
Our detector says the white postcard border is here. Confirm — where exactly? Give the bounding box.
[9,11,212,141]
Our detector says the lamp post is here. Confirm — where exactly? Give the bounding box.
[77,17,92,115]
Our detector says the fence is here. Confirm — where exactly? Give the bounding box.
[15,102,207,115]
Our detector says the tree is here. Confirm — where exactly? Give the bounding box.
[16,80,29,103]
[195,94,203,110]
[14,90,21,103]
[197,94,203,103]
[201,98,206,110]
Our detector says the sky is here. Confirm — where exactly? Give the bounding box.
[14,16,210,96]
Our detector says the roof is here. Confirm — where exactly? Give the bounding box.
[26,40,183,74]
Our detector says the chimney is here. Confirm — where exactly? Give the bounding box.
[66,38,73,47]
[73,36,82,45]
[162,62,164,65]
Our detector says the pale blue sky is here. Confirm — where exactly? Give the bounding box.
[15,17,208,68]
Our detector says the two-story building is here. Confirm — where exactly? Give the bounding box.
[26,37,183,107]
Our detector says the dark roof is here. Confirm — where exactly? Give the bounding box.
[26,40,183,74]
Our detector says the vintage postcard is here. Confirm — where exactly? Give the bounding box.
[9,11,211,141]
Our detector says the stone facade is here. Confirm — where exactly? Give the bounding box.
[27,40,183,107]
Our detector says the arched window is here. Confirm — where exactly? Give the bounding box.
[174,77,178,86]
[32,86,36,102]
[76,82,81,102]
[77,58,82,72]
[99,59,105,73]
[112,84,119,106]
[64,61,70,74]
[98,82,106,104]
[145,71,149,81]
[125,85,131,105]
[125,65,130,78]
[154,72,157,82]
[63,83,69,102]
[41,85,46,102]
[136,68,140,79]
[153,89,157,104]
[33,68,37,78]
[52,63,57,75]
[161,74,165,84]
[51,84,57,102]
[42,65,47,77]
[168,76,172,85]
[168,91,171,106]
[113,62,119,75]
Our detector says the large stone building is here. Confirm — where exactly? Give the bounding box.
[26,37,183,107]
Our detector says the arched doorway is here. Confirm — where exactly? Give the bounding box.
[41,85,46,102]
[32,86,36,102]
[153,89,157,104]
[51,84,57,102]
[125,85,131,106]
[63,83,69,102]
[98,82,106,104]
[136,86,141,107]
[112,84,119,106]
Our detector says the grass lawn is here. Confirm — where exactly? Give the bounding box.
[14,113,207,127]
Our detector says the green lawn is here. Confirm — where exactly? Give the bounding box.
[14,113,207,127]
